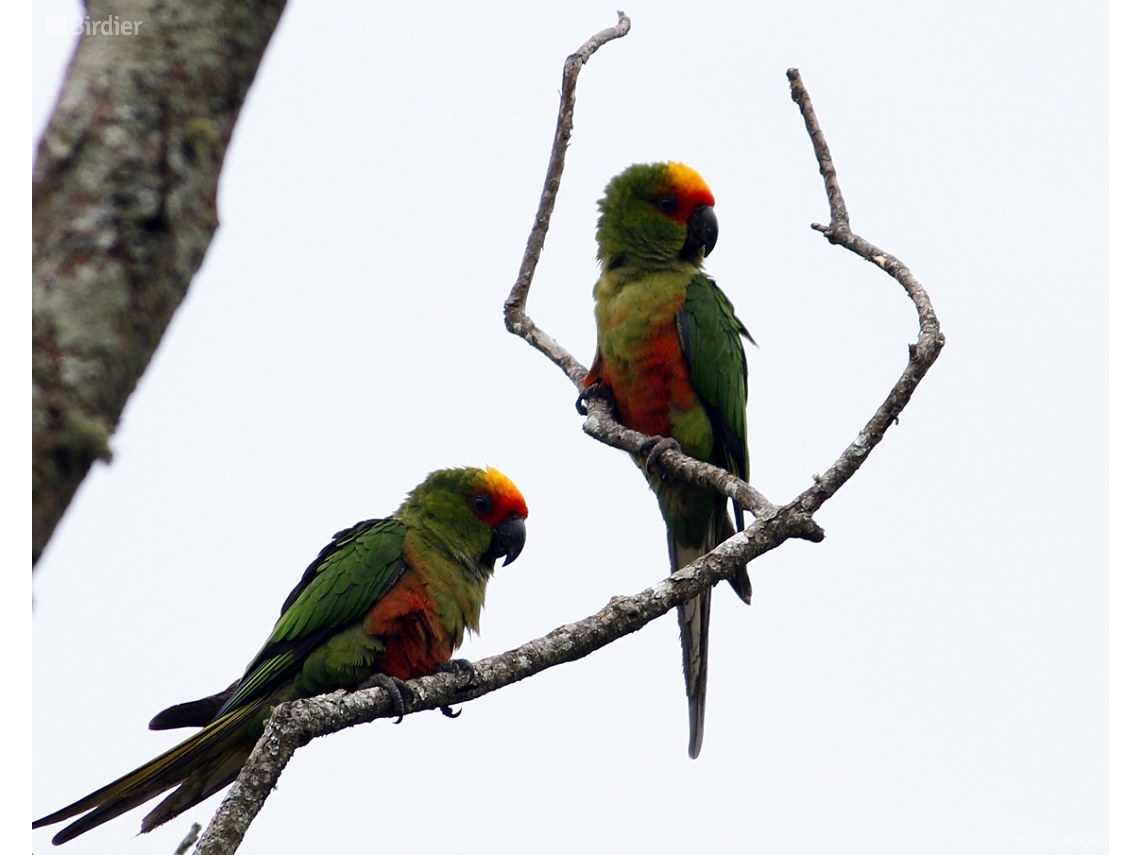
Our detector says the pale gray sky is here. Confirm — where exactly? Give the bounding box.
[32,2,1109,853]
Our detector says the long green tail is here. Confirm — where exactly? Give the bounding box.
[33,702,264,845]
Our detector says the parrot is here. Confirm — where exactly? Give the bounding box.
[580,161,753,759]
[34,466,528,845]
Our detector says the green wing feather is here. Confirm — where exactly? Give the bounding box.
[678,273,752,491]
[216,518,408,716]
[674,272,754,758]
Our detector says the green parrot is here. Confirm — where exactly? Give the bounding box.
[581,161,753,759]
[34,466,528,845]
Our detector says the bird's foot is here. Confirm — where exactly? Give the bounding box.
[356,673,413,724]
[434,658,477,689]
[433,660,477,719]
[640,436,683,479]
[575,381,610,416]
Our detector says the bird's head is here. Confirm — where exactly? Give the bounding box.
[596,161,717,270]
[404,466,528,573]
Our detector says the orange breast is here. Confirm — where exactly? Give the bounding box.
[603,323,699,439]
[363,573,453,680]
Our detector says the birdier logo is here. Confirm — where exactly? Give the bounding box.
[46,15,143,36]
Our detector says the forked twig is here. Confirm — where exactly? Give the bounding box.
[784,67,945,515]
[503,11,631,384]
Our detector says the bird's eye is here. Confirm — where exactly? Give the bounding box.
[655,194,679,215]
[469,493,493,515]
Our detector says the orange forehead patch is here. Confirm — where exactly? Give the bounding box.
[662,161,715,208]
[477,466,529,524]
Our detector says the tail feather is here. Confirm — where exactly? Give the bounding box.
[672,509,752,759]
[722,510,752,604]
[140,747,249,833]
[149,681,239,730]
[671,532,714,760]
[34,703,263,845]
[728,565,753,604]
[678,588,711,759]
[42,786,168,846]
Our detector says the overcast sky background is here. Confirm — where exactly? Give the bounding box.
[32,2,1110,853]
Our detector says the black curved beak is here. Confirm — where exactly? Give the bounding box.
[484,514,527,567]
[683,204,718,259]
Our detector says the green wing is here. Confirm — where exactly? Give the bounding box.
[678,274,752,521]
[215,518,408,717]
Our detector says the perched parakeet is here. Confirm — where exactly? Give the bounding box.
[582,162,753,759]
[34,466,528,844]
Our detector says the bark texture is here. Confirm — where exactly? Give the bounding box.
[32,0,288,565]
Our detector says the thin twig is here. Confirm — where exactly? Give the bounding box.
[503,11,631,387]
[787,68,850,232]
[174,823,202,855]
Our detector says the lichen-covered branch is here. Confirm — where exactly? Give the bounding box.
[194,494,806,855]
[579,396,791,526]
[193,32,945,855]
[32,0,288,566]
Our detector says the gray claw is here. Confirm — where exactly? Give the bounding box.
[641,436,682,478]
[357,673,411,723]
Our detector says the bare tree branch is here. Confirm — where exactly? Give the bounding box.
[193,31,944,855]
[32,0,288,567]
[194,499,800,855]
[502,11,631,386]
[784,67,946,515]
[173,823,202,855]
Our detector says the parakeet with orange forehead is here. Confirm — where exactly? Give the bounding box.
[581,161,753,759]
[34,466,528,844]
